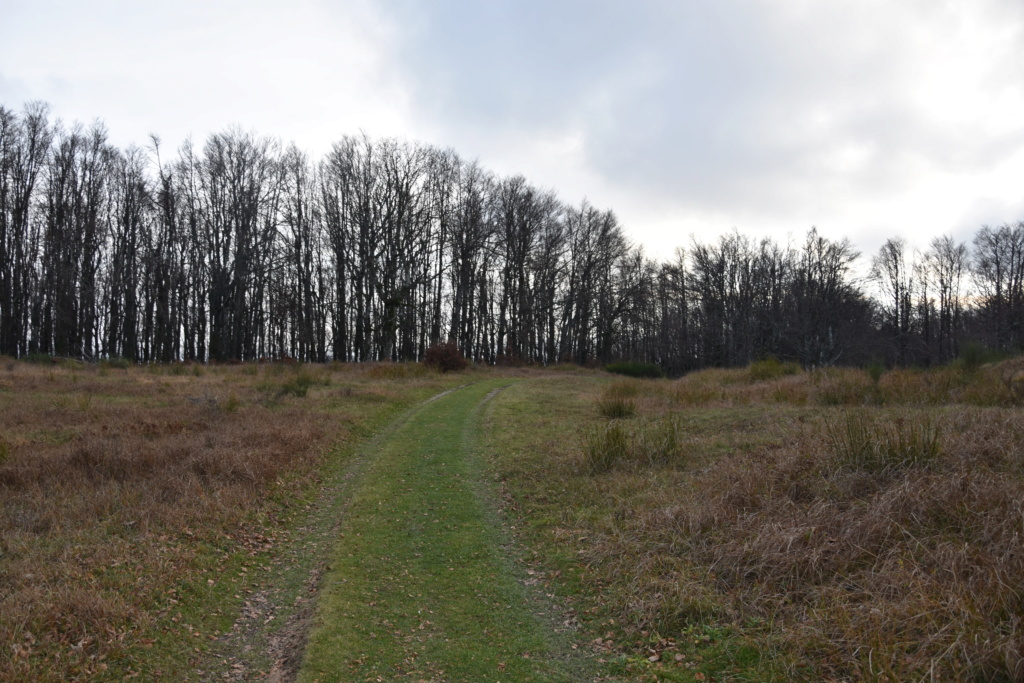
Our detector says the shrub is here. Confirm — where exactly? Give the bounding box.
[423,342,469,373]
[748,357,799,382]
[605,361,663,378]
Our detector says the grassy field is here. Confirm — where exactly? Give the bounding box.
[1,356,1022,681]
[483,359,1024,681]
[0,358,466,680]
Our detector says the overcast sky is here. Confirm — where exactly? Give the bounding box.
[2,0,1023,262]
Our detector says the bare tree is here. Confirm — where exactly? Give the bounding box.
[871,237,915,363]
[0,102,52,357]
[921,235,968,362]
[972,223,1024,352]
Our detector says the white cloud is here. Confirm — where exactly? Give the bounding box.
[0,0,412,152]
[1,0,1022,261]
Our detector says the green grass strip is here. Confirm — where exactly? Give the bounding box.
[299,380,580,682]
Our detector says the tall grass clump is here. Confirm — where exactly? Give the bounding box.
[583,418,685,474]
[585,422,632,474]
[605,361,663,378]
[597,396,636,418]
[672,369,730,405]
[827,411,943,473]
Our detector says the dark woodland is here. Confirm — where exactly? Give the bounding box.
[1,102,1021,371]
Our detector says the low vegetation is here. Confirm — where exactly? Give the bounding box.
[2,356,1021,680]
[0,359,461,680]
[484,358,1024,681]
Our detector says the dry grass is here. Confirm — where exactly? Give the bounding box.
[672,359,1022,408]
[583,419,685,474]
[651,372,1021,677]
[496,362,1024,680]
[624,406,1024,679]
[0,359,443,680]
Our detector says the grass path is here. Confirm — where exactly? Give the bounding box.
[298,379,590,682]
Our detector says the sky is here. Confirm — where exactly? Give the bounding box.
[2,0,1024,264]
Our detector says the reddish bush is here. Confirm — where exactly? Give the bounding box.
[423,342,469,373]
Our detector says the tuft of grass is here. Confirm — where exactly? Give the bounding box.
[596,395,636,418]
[221,392,241,413]
[827,411,943,473]
[583,417,686,474]
[603,378,642,399]
[585,422,632,474]
[605,360,663,378]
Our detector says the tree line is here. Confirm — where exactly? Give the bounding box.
[1,102,1021,371]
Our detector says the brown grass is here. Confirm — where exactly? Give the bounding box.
[628,407,1024,679]
[672,360,1022,408]
[498,363,1024,680]
[0,360,438,680]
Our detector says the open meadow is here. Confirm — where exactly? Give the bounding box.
[484,358,1024,681]
[1,356,1022,681]
[0,358,466,680]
